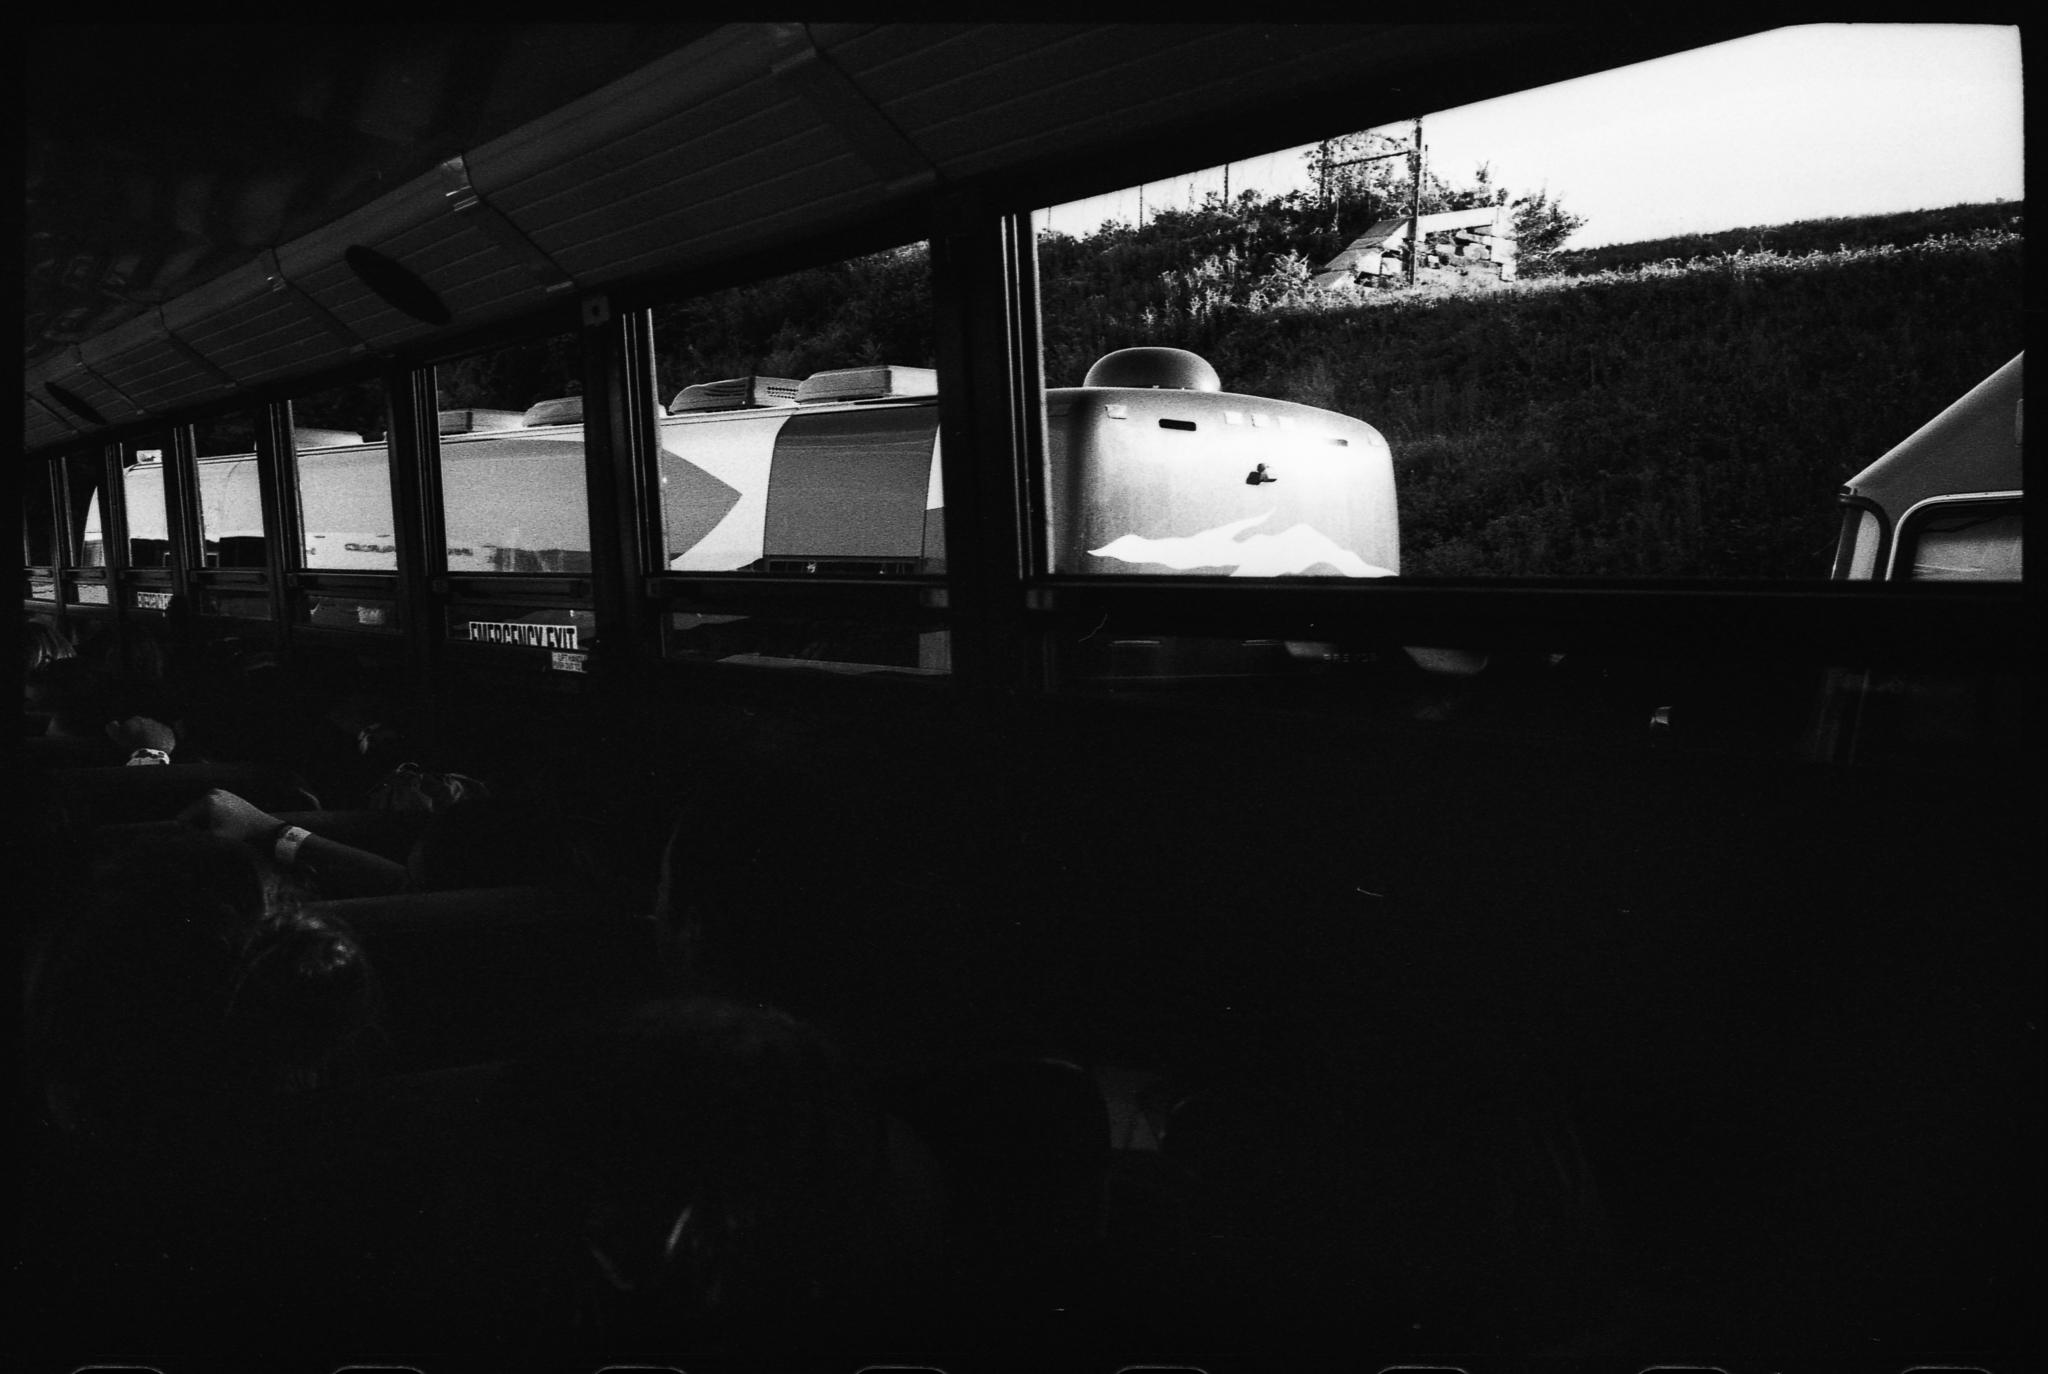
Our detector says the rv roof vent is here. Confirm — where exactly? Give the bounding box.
[438,408,526,435]
[1083,347,1221,392]
[292,428,363,449]
[796,365,937,405]
[522,396,583,428]
[669,376,802,413]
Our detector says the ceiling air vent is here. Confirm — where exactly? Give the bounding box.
[796,365,937,404]
[522,396,583,427]
[344,245,451,328]
[44,381,108,427]
[668,376,801,413]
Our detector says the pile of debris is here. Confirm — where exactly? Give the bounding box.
[1311,205,1517,289]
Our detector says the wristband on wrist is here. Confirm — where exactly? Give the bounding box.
[272,825,312,867]
[125,748,173,766]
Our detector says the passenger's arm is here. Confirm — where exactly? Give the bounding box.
[178,787,408,898]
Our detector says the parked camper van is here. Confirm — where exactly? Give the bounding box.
[1831,353,2022,582]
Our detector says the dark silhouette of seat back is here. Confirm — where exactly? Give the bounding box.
[309,888,658,1071]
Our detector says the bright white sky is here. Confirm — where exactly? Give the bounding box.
[1039,25,2023,250]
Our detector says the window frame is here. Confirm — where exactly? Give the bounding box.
[1885,491,2023,583]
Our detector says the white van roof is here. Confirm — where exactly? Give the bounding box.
[1843,353,2022,516]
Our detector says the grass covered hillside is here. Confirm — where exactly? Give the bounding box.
[1549,200,2022,278]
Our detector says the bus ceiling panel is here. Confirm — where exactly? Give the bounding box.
[485,94,895,290]
[25,395,80,450]
[169,267,362,387]
[462,25,787,209]
[32,350,149,430]
[819,22,1089,98]
[893,26,1415,176]
[266,163,521,349]
[73,311,239,415]
[544,145,891,288]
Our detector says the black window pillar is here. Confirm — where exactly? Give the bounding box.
[385,365,443,696]
[259,399,297,630]
[580,298,661,679]
[929,193,1047,696]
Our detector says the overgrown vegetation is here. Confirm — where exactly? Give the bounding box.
[650,245,936,404]
[1550,201,2023,277]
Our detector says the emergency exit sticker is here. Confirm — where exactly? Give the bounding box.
[466,619,580,650]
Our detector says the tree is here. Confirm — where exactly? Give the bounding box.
[1510,187,1587,271]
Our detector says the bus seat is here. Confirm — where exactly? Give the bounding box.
[307,888,659,1072]
[22,733,122,766]
[46,762,321,825]
[873,1057,1110,1293]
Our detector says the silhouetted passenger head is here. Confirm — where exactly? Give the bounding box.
[24,617,75,679]
[26,832,378,1142]
[27,657,115,737]
[225,911,382,1094]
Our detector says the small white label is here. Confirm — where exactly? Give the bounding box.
[551,651,588,673]
[75,583,110,605]
[356,605,388,626]
[467,619,580,650]
[134,590,172,611]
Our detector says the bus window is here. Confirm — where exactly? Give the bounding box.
[193,410,269,569]
[1898,503,2021,581]
[435,332,590,574]
[62,451,107,570]
[24,461,57,601]
[121,433,173,568]
[648,243,948,676]
[289,380,395,573]
[1034,122,2019,584]
[650,245,938,576]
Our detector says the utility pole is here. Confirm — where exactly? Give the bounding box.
[1406,116,1424,287]
[1222,161,1229,204]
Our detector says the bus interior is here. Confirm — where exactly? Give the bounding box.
[20,23,2030,1374]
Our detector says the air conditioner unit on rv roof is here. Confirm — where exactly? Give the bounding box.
[292,428,364,449]
[796,365,937,404]
[668,375,801,414]
[521,396,583,427]
[438,408,526,435]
